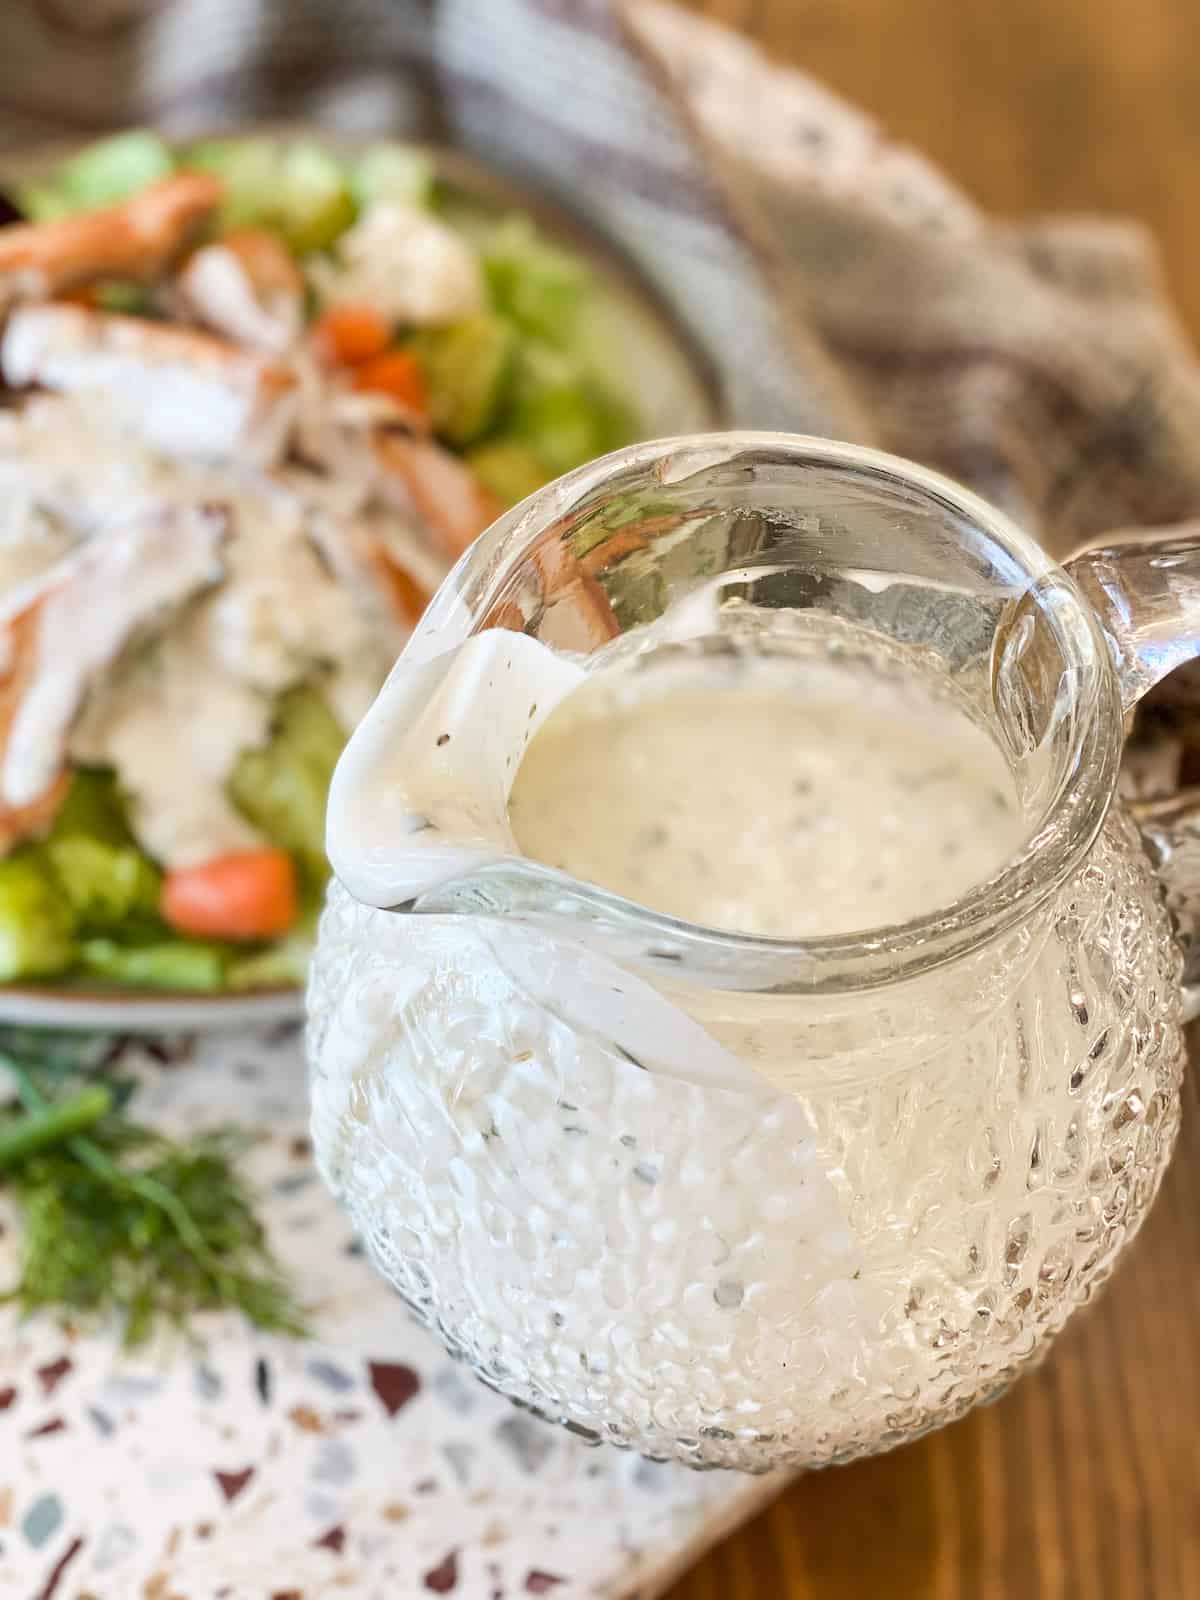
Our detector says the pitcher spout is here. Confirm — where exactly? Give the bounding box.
[326,627,588,912]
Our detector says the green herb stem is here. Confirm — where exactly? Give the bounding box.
[64,1134,238,1302]
[0,1042,307,1345]
[0,1082,113,1170]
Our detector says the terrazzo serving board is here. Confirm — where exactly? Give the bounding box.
[0,1027,784,1599]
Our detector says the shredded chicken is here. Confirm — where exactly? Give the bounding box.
[373,430,500,562]
[0,595,72,851]
[0,504,229,812]
[0,173,221,311]
[1,303,298,466]
[0,173,518,868]
[176,228,304,354]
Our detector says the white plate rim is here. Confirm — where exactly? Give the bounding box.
[0,983,304,1032]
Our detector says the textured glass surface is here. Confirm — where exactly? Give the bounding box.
[309,806,1183,1473]
[309,436,1190,1474]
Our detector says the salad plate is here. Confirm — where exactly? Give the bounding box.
[0,980,304,1031]
[0,129,720,1030]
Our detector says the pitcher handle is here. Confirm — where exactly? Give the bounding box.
[1066,528,1200,1014]
[1065,529,1200,713]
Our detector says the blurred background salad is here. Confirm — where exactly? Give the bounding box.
[0,129,707,995]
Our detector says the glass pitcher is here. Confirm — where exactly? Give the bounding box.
[307,433,1195,1474]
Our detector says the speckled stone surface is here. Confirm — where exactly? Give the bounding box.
[0,1027,780,1600]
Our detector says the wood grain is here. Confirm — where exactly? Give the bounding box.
[662,8,1200,1593]
[662,10,1200,1595]
[678,0,1200,341]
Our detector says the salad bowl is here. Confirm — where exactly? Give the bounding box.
[0,130,719,1030]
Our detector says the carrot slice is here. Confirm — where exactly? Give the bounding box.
[162,848,298,941]
[352,349,428,413]
[311,304,392,367]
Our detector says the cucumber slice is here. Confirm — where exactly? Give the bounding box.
[184,137,281,230]
[79,937,228,992]
[227,685,344,887]
[227,933,312,991]
[508,341,637,477]
[506,344,603,476]
[482,217,588,346]
[351,144,434,212]
[276,142,356,253]
[38,769,162,939]
[0,853,77,982]
[50,131,175,213]
[409,314,518,446]
[465,440,550,507]
[184,138,356,251]
[42,837,161,936]
[49,767,135,848]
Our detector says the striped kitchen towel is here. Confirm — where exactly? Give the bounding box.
[6,0,1200,559]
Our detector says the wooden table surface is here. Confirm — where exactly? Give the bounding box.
[668,5,1200,1596]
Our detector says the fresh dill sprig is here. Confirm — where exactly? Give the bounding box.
[0,1044,307,1347]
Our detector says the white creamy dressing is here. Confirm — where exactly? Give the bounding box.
[507,654,1025,937]
[0,396,164,564]
[308,202,485,327]
[327,631,1025,940]
[4,506,228,812]
[0,304,298,466]
[177,242,301,354]
[0,492,74,595]
[0,396,419,865]
[72,623,268,864]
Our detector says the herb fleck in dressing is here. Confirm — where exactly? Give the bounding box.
[507,656,1025,937]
